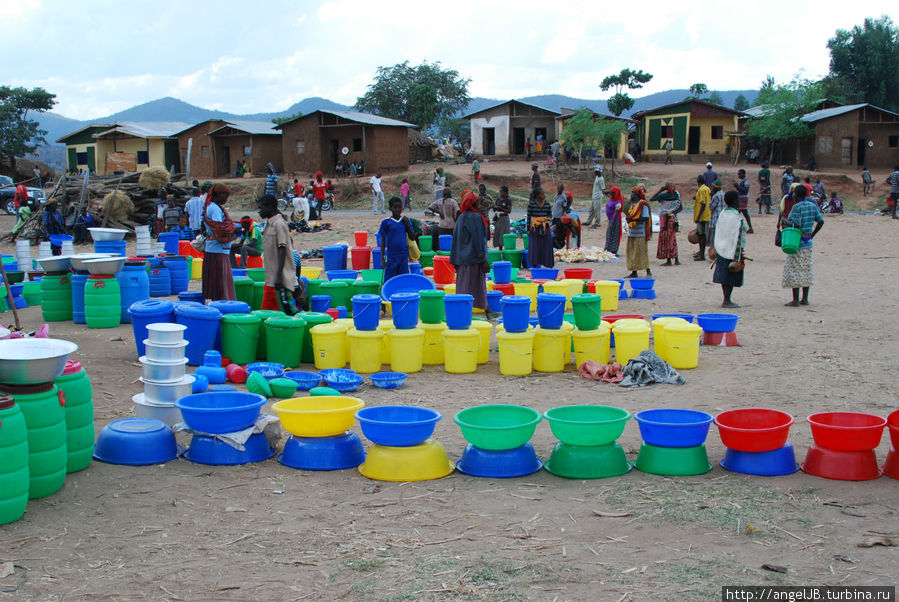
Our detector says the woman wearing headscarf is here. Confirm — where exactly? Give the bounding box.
[202,183,236,300]
[623,185,652,278]
[650,182,682,266]
[526,187,553,268]
[604,186,624,254]
[451,190,496,318]
[712,191,747,308]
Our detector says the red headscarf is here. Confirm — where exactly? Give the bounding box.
[609,186,624,202]
[631,185,646,200]
[460,189,488,230]
[205,183,231,208]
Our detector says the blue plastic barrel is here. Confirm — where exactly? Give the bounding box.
[148,264,171,297]
[390,292,420,329]
[439,234,453,251]
[175,304,223,366]
[536,292,566,329]
[444,294,474,330]
[492,261,512,284]
[351,294,381,331]
[117,262,149,324]
[322,245,346,272]
[208,300,251,350]
[178,291,204,304]
[310,295,331,313]
[486,290,503,313]
[371,247,382,269]
[94,240,126,257]
[166,255,189,295]
[157,232,179,255]
[500,295,531,333]
[71,272,90,324]
[128,299,175,357]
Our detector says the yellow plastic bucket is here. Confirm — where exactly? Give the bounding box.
[572,323,612,366]
[470,320,493,364]
[348,328,383,373]
[594,280,620,311]
[651,317,689,363]
[191,257,203,280]
[660,323,702,369]
[533,326,568,373]
[377,319,394,364]
[442,328,479,374]
[497,330,534,375]
[421,322,447,365]
[310,322,348,370]
[443,283,456,295]
[387,327,424,373]
[300,266,322,280]
[560,321,574,365]
[562,279,585,310]
[543,280,573,311]
[513,281,539,311]
[612,321,650,366]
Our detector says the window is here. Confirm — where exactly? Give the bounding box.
[201,145,210,157]
[295,140,305,154]
[352,138,362,152]
[243,146,252,157]
[818,136,833,153]
[660,125,673,138]
[889,135,898,148]
[136,150,149,164]
[711,126,724,139]
[76,152,88,165]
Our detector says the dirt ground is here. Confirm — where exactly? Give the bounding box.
[1,167,898,600]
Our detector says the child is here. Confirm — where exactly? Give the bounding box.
[291,249,309,311]
[734,169,753,234]
[379,196,416,282]
[257,194,297,316]
[171,215,194,240]
[828,191,843,214]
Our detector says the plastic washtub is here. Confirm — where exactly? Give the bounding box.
[370,372,408,390]
[175,392,267,434]
[272,396,365,438]
[634,409,714,448]
[355,405,442,447]
[714,408,794,452]
[695,313,739,333]
[245,362,286,380]
[543,405,631,447]
[454,405,542,451]
[806,412,886,452]
[320,368,364,393]
[93,418,179,465]
[380,273,435,301]
[283,371,322,391]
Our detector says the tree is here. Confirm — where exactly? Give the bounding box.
[686,83,709,99]
[0,86,56,173]
[355,61,470,132]
[436,116,470,142]
[600,69,653,116]
[733,94,750,111]
[826,15,899,110]
[272,111,302,126]
[707,91,724,106]
[746,76,824,162]
[559,108,627,174]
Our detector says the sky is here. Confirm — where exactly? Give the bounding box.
[4,0,895,119]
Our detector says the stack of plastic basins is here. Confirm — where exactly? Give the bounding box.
[543,405,633,479]
[634,409,713,476]
[135,225,153,257]
[533,291,568,373]
[454,405,543,478]
[348,294,382,373]
[801,412,886,481]
[497,295,533,375]
[387,292,423,373]
[715,409,799,477]
[166,255,190,296]
[442,294,478,374]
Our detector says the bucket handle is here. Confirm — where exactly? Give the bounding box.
[498,337,534,356]
[662,330,702,351]
[533,329,569,351]
[574,330,610,354]
[226,322,260,338]
[315,331,347,353]
[441,332,482,353]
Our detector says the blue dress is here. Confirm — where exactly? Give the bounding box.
[378,217,410,282]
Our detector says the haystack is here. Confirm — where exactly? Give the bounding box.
[138,166,170,190]
[102,191,134,222]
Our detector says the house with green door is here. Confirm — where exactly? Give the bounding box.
[632,100,745,160]
[56,124,112,174]
[57,121,188,175]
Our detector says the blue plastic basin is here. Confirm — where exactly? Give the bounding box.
[530,267,558,280]
[629,278,656,290]
[380,273,435,301]
[175,392,267,434]
[283,371,322,391]
[354,405,442,447]
[279,432,366,470]
[696,313,739,333]
[246,361,285,380]
[455,442,543,478]
[635,409,714,448]
[184,432,274,465]
[370,371,408,390]
[93,418,178,465]
[720,443,799,476]
[320,368,363,392]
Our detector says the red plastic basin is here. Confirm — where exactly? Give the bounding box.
[807,412,886,452]
[887,410,899,449]
[883,448,899,480]
[602,314,645,324]
[563,268,593,280]
[492,283,515,296]
[714,408,794,452]
[801,444,881,481]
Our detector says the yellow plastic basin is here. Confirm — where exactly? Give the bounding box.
[358,439,455,482]
[272,396,364,437]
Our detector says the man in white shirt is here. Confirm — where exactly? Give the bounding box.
[184,188,204,231]
[370,172,385,214]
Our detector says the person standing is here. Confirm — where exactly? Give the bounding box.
[583,166,606,229]
[379,197,416,282]
[311,171,327,220]
[527,188,554,268]
[861,166,873,197]
[623,186,651,278]
[703,162,718,189]
[257,195,297,315]
[229,216,263,268]
[692,176,712,261]
[264,164,278,197]
[154,188,167,235]
[525,137,532,160]
[664,139,673,165]
[428,187,460,241]
[400,178,411,211]
[650,182,682,266]
[712,191,747,308]
[782,185,824,306]
[551,184,568,249]
[184,187,204,232]
[604,187,624,255]
[475,183,493,217]
[13,184,28,217]
[886,164,899,219]
[432,167,446,201]
[735,169,753,233]
[201,184,236,301]
[42,201,65,255]
[757,161,772,214]
[492,185,512,249]
[529,163,541,201]
[162,195,182,232]
[708,180,725,251]
[471,156,480,183]
[370,172,385,214]
[781,165,794,197]
[451,190,496,318]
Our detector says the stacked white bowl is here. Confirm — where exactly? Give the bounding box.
[38,242,53,260]
[60,240,75,256]
[15,240,32,272]
[154,241,166,255]
[135,225,154,256]
[133,323,194,426]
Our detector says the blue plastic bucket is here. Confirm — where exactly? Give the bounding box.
[175,304,223,366]
[94,240,126,257]
[128,299,174,357]
[390,292,420,329]
[500,295,531,333]
[371,247,382,270]
[439,234,453,251]
[326,269,358,281]
[409,262,423,275]
[71,272,89,324]
[166,255,189,295]
[322,245,346,272]
[310,295,331,312]
[157,232,179,255]
[117,262,149,324]
[209,300,251,350]
[337,306,348,319]
[486,290,503,313]
[444,294,474,330]
[536,292,566,329]
[178,291,204,304]
[492,261,513,284]
[351,294,381,331]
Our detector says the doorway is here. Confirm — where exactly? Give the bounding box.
[512,128,525,154]
[220,146,230,176]
[857,138,866,166]
[483,128,495,155]
[841,138,852,165]
[688,127,700,154]
[329,139,340,170]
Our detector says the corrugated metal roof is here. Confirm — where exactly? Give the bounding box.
[741,106,772,118]
[632,98,747,120]
[320,110,417,127]
[208,120,280,135]
[799,103,899,123]
[55,123,114,143]
[463,99,562,119]
[93,121,192,139]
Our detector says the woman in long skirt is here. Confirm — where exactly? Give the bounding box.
[782,185,824,306]
[623,186,651,278]
[604,186,624,254]
[650,183,681,266]
[526,187,553,268]
[202,183,236,301]
[451,190,497,318]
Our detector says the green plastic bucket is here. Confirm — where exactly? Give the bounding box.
[522,234,529,250]
[321,281,350,311]
[246,268,266,283]
[251,310,285,359]
[351,280,380,297]
[306,278,328,299]
[418,236,433,252]
[419,289,446,324]
[487,249,502,267]
[571,293,603,330]
[503,249,522,268]
[503,234,517,250]
[419,251,435,268]
[300,312,333,363]
[221,313,262,364]
[233,277,253,307]
[252,282,265,310]
[781,227,801,255]
[265,316,307,368]
[360,269,384,285]
[22,281,41,306]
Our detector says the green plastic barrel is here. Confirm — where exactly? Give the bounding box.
[419,289,446,324]
[265,316,307,368]
[503,234,517,250]
[233,277,254,307]
[352,280,380,297]
[0,383,67,500]
[22,281,41,306]
[84,275,121,329]
[321,281,350,312]
[300,312,333,363]
[252,281,265,311]
[487,249,502,267]
[522,234,529,250]
[0,395,29,524]
[40,273,73,322]
[250,310,285,360]
[503,249,522,268]
[246,267,266,283]
[419,251,436,268]
[53,361,94,473]
[571,293,603,330]
[221,313,262,365]
[418,236,433,252]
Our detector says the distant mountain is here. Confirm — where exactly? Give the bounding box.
[97,96,241,123]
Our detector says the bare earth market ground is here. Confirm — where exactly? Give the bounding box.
[0,161,897,600]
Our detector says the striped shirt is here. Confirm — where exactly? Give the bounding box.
[184,196,204,231]
[786,199,823,249]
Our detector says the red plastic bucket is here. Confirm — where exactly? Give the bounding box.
[492,282,515,296]
[433,255,456,285]
[354,231,368,247]
[351,246,372,270]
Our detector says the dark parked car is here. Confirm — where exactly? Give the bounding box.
[0,175,46,215]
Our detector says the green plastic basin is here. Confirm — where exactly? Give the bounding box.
[543,405,630,446]
[454,405,542,451]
